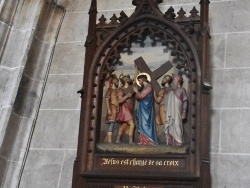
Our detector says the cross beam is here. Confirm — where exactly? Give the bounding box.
[134,56,173,93]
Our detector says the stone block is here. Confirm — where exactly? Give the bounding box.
[0,107,12,147]
[0,112,40,187]
[30,110,79,149]
[56,0,68,9]
[12,0,41,30]
[13,74,44,118]
[0,157,8,185]
[210,34,225,68]
[211,69,250,108]
[23,37,54,81]
[160,0,197,6]
[58,150,76,188]
[13,29,34,68]
[50,42,85,74]
[0,112,20,161]
[40,74,82,109]
[0,0,19,25]
[97,0,134,11]
[57,12,88,43]
[210,154,219,188]
[210,1,250,33]
[77,97,81,110]
[0,22,9,57]
[66,0,91,12]
[19,150,64,188]
[217,154,250,188]
[1,161,22,188]
[1,29,25,67]
[0,67,22,107]
[210,109,220,153]
[0,112,33,162]
[34,2,64,43]
[220,109,250,154]
[226,33,250,68]
[8,117,33,162]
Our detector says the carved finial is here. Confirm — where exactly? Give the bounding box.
[199,0,210,3]
[109,14,119,25]
[132,0,163,7]
[131,0,163,15]
[119,11,129,24]
[98,14,107,25]
[190,7,199,19]
[132,0,141,6]
[152,0,163,5]
[177,8,187,19]
[164,6,176,20]
[89,0,97,14]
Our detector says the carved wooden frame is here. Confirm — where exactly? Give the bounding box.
[73,0,211,187]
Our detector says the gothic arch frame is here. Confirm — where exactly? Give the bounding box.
[73,1,211,187]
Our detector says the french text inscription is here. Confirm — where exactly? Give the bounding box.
[101,158,179,167]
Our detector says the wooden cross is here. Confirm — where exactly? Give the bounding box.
[134,56,173,93]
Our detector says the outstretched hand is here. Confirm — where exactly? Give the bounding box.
[107,109,112,115]
[133,86,138,93]
[126,92,132,97]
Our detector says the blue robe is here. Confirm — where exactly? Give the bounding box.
[136,85,158,144]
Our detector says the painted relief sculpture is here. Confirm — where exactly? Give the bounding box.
[133,73,158,145]
[104,74,119,143]
[73,0,212,187]
[115,74,135,144]
[154,75,173,126]
[103,69,188,147]
[165,74,188,146]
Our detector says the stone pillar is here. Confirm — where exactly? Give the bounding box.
[0,1,65,187]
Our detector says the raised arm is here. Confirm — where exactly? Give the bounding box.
[135,85,152,100]
[154,89,164,104]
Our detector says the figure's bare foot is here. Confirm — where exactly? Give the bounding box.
[129,141,134,144]
[115,135,121,144]
[148,142,155,146]
[129,135,134,144]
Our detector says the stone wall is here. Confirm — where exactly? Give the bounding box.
[209,0,250,187]
[0,0,249,187]
[0,0,66,187]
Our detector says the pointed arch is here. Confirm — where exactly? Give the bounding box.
[74,1,211,187]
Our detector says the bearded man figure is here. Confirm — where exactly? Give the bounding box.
[133,73,158,146]
[154,75,173,126]
[165,74,188,146]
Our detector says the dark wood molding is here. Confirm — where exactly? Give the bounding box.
[73,0,211,187]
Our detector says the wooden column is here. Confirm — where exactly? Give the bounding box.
[199,0,212,187]
[72,0,97,187]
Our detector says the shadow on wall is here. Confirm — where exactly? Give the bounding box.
[0,2,65,187]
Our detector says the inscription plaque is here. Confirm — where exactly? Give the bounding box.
[95,157,186,171]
